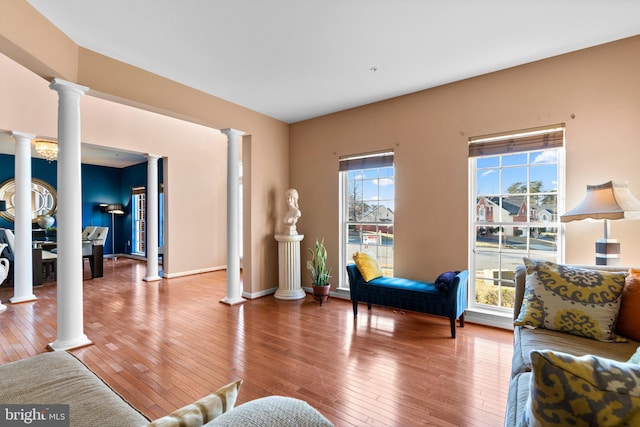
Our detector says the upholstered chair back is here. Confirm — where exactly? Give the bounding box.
[91,227,109,246]
[0,229,15,261]
[81,226,97,241]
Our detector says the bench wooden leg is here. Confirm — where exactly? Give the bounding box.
[448,313,465,339]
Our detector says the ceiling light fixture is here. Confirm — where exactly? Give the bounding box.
[34,139,58,162]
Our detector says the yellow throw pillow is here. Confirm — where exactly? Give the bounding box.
[523,350,640,426]
[352,252,383,282]
[514,258,626,342]
[147,379,242,427]
[616,268,640,341]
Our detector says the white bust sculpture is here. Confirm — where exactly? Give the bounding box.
[282,188,301,235]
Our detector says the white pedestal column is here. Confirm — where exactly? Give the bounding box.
[48,78,92,351]
[220,128,246,306]
[10,132,36,303]
[274,234,305,300]
[144,154,161,281]
[0,243,9,312]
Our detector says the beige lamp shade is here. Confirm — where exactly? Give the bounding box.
[561,181,640,222]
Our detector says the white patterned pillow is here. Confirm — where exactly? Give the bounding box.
[147,379,242,427]
[514,258,626,342]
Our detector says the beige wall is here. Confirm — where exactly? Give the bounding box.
[291,35,640,286]
[3,0,639,293]
[0,1,289,295]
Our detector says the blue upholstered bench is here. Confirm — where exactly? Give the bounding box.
[346,264,468,338]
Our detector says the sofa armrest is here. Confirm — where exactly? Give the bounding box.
[447,270,468,318]
[346,264,362,299]
[513,265,527,320]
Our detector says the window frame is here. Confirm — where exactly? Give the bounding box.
[338,151,395,290]
[468,125,565,314]
[131,187,146,256]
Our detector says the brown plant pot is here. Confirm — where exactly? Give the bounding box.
[312,284,330,306]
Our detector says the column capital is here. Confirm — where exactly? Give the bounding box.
[145,154,162,162]
[220,128,246,139]
[11,131,36,141]
[49,78,89,95]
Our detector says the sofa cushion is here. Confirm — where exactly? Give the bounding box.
[367,276,439,294]
[616,268,640,341]
[522,350,640,426]
[514,258,626,342]
[0,351,148,426]
[206,396,333,426]
[352,252,383,282]
[146,379,242,427]
[511,326,639,377]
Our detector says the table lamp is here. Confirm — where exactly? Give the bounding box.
[561,181,640,265]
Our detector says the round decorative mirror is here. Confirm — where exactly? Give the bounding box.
[0,178,57,223]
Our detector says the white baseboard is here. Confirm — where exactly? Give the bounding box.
[162,265,226,279]
[243,287,278,299]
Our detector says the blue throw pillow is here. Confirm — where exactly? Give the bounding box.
[435,271,459,294]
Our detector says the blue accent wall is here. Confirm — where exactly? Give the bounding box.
[81,164,123,255]
[0,153,163,256]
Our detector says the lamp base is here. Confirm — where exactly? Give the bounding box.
[595,239,620,266]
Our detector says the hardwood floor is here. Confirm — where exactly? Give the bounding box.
[0,258,514,426]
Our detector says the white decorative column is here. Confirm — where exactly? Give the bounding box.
[10,132,36,303]
[48,78,92,351]
[0,244,8,312]
[220,128,246,306]
[144,154,161,281]
[274,234,305,300]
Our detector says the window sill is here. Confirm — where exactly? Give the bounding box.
[464,307,514,331]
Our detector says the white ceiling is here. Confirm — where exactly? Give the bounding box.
[6,1,640,167]
[0,132,147,168]
[24,0,640,125]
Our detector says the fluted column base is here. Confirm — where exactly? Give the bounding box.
[274,234,305,300]
[47,335,92,352]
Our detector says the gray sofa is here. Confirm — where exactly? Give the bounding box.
[0,351,333,427]
[504,264,640,427]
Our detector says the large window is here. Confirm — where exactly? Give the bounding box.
[132,187,146,256]
[469,125,564,312]
[159,184,164,248]
[339,151,394,288]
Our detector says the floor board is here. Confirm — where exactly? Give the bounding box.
[0,258,514,426]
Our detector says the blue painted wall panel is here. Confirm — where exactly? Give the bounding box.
[0,154,162,257]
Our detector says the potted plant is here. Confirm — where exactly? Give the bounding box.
[307,238,332,304]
